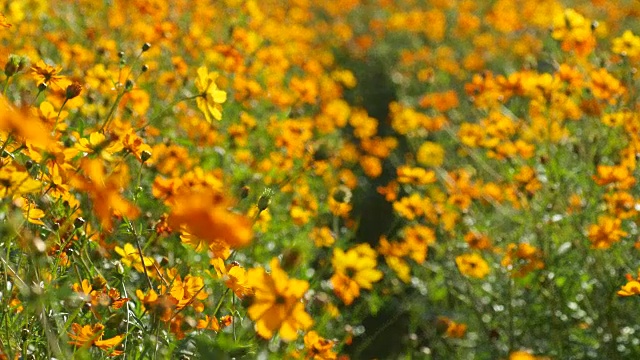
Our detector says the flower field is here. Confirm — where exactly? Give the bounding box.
[3,0,640,359]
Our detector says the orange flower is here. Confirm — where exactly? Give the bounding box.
[0,99,53,148]
[247,258,313,341]
[587,216,628,249]
[30,60,71,91]
[0,13,11,28]
[71,159,140,230]
[303,331,337,360]
[68,323,123,356]
[167,188,252,249]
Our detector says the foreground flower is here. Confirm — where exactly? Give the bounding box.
[167,188,252,249]
[68,323,123,356]
[246,258,313,341]
[331,243,383,305]
[71,159,140,230]
[0,98,53,148]
[195,66,227,123]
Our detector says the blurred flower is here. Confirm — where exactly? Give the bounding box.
[167,188,252,249]
[455,253,490,279]
[587,216,628,249]
[417,141,445,167]
[303,330,337,360]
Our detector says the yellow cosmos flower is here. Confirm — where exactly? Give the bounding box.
[618,280,640,297]
[114,243,154,273]
[30,60,71,91]
[195,66,227,123]
[455,253,490,279]
[331,243,383,305]
[246,258,313,341]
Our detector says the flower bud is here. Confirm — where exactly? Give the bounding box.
[142,43,151,52]
[65,82,83,100]
[240,185,250,199]
[257,194,271,212]
[140,150,152,163]
[73,217,85,229]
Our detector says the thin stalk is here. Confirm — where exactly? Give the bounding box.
[52,97,69,134]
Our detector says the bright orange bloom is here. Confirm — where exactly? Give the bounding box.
[247,258,313,341]
[167,188,252,249]
[0,99,53,148]
[437,316,467,338]
[68,323,123,356]
[587,216,628,249]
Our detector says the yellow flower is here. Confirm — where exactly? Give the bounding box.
[69,132,124,161]
[0,165,41,197]
[618,280,640,297]
[30,60,71,91]
[455,253,490,279]
[195,66,227,123]
[211,257,253,298]
[612,30,640,58]
[114,243,154,273]
[247,258,313,341]
[416,141,445,167]
[331,244,383,305]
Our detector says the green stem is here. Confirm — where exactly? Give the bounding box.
[213,288,231,317]
[52,97,69,134]
[29,88,44,107]
[2,75,11,96]
[99,90,127,133]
